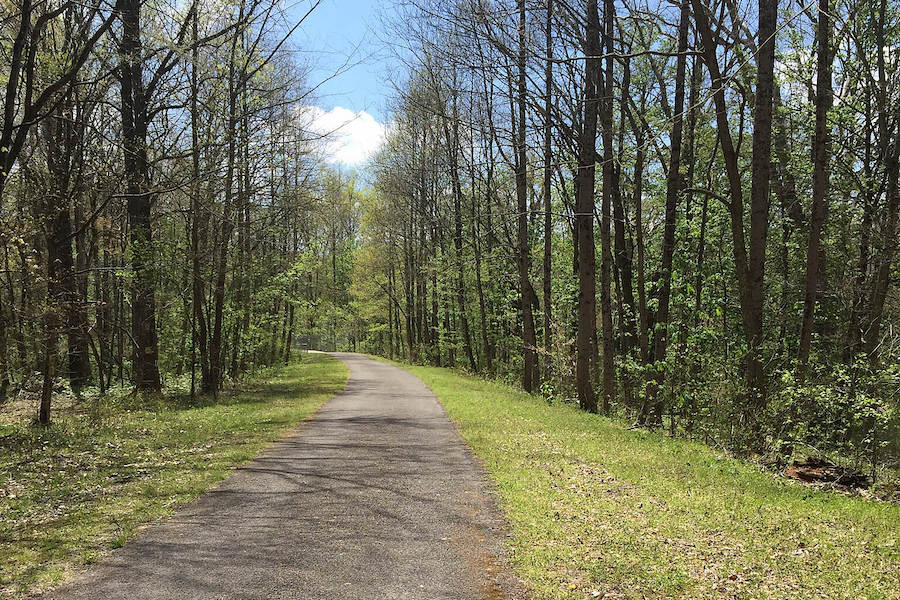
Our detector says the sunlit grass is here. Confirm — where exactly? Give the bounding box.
[402,363,900,600]
[0,354,348,598]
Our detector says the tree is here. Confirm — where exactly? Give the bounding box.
[572,0,602,412]
[641,0,690,425]
[515,0,539,391]
[691,0,779,418]
[798,0,834,373]
[0,0,114,200]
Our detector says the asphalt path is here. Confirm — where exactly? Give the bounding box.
[43,353,518,600]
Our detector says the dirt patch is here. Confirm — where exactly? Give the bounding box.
[784,457,871,491]
[447,464,532,600]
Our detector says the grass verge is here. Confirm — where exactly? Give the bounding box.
[400,363,899,600]
[0,353,348,598]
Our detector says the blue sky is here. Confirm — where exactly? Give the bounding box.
[288,0,394,165]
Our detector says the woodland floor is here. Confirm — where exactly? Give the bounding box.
[394,360,900,600]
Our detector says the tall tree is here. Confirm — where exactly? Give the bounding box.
[515,0,539,391]
[642,0,690,424]
[598,0,617,413]
[574,0,602,412]
[692,0,779,416]
[798,0,834,373]
[118,0,162,391]
[0,0,114,200]
[542,0,554,375]
[861,0,900,361]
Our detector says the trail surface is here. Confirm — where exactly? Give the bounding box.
[45,353,515,600]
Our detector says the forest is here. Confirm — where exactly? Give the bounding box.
[2,0,900,597]
[351,0,900,476]
[0,0,361,414]
[1,0,899,478]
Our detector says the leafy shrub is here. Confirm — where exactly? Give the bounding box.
[768,360,900,477]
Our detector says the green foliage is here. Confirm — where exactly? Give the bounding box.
[770,362,900,475]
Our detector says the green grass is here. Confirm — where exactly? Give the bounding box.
[0,354,348,598]
[400,363,900,600]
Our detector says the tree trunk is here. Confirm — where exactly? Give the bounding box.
[744,0,778,412]
[632,123,649,364]
[643,0,690,425]
[614,60,637,364]
[692,0,778,416]
[189,10,210,395]
[118,0,161,391]
[862,0,900,360]
[208,13,244,393]
[0,293,8,398]
[515,0,538,391]
[445,89,477,373]
[598,0,617,413]
[469,131,493,374]
[68,82,93,390]
[845,96,874,359]
[574,0,602,412]
[45,94,92,392]
[542,0,554,377]
[798,0,833,373]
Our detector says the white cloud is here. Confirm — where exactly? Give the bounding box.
[304,106,386,165]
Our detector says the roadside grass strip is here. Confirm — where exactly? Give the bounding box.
[0,354,348,598]
[403,363,900,600]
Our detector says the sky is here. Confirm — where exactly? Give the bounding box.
[289,0,394,167]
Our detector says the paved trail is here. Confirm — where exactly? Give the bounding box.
[44,353,516,600]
